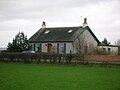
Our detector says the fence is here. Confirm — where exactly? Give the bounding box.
[0,52,120,64]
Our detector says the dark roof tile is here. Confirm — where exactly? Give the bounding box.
[29,26,100,44]
[29,26,85,42]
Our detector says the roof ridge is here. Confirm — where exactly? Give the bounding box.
[43,26,83,29]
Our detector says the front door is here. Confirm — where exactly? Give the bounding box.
[47,43,52,53]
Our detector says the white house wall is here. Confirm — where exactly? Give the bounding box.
[66,43,76,53]
[98,46,118,55]
[41,43,47,52]
[30,42,74,53]
[73,29,98,53]
[82,29,98,47]
[51,43,74,53]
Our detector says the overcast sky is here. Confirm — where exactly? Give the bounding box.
[0,0,120,48]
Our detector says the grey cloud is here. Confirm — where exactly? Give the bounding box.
[0,0,106,21]
[0,0,119,22]
[0,0,120,47]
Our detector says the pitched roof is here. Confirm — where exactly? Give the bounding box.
[29,26,100,44]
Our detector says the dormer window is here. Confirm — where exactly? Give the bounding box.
[44,30,50,34]
[68,30,73,33]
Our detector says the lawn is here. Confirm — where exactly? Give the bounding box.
[0,62,120,90]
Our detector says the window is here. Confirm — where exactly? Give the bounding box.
[64,44,66,54]
[35,43,42,52]
[33,44,35,51]
[58,43,66,54]
[108,48,111,54]
[37,43,42,52]
[103,48,106,51]
[59,43,64,53]
[57,44,59,53]
[68,30,73,33]
[44,30,50,34]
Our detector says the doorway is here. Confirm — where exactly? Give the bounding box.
[47,43,52,53]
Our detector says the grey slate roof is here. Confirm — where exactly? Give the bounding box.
[29,26,100,44]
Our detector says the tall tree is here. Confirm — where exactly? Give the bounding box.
[114,39,120,46]
[7,32,31,52]
[102,38,110,45]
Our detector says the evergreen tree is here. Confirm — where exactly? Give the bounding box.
[7,32,31,52]
[102,38,110,45]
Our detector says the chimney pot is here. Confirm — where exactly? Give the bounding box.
[83,17,88,28]
[41,21,46,29]
[84,18,87,23]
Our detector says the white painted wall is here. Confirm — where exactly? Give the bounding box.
[98,46,118,55]
[30,42,75,53]
[82,29,98,47]
[73,29,98,54]
[51,43,74,54]
[42,43,47,52]
[66,43,76,53]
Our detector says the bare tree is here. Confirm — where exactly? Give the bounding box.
[73,36,87,55]
[114,39,120,46]
[73,35,88,63]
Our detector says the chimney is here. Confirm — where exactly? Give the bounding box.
[83,18,88,28]
[41,21,46,29]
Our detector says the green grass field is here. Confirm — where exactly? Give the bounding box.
[0,62,120,90]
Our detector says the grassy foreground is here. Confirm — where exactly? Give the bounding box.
[0,62,120,90]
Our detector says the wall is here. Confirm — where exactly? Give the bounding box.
[66,43,76,53]
[73,29,98,54]
[85,55,120,63]
[82,29,98,47]
[30,42,74,53]
[98,46,118,55]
